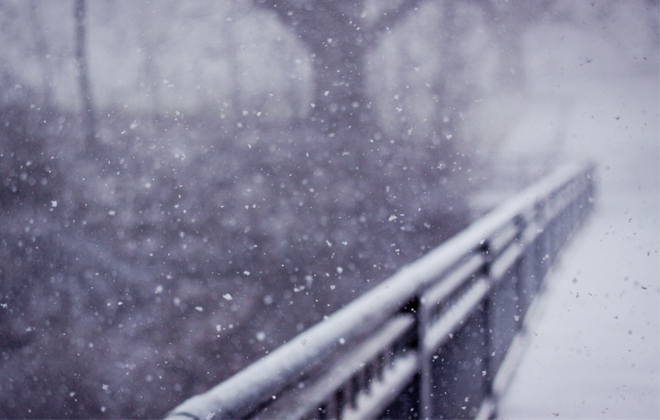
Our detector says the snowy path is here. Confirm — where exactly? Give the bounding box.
[497,189,659,419]
[496,74,659,419]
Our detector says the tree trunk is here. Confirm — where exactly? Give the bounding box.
[222,10,243,132]
[136,15,163,121]
[28,0,54,107]
[74,0,97,154]
[254,0,426,135]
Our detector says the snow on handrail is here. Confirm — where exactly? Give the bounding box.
[165,161,595,420]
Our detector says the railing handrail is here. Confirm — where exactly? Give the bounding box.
[166,161,595,420]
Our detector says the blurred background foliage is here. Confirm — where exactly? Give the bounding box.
[0,0,657,417]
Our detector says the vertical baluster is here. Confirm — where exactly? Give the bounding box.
[363,361,374,395]
[334,388,344,420]
[419,295,433,420]
[346,375,358,410]
[316,402,328,420]
[376,351,386,382]
[383,345,392,370]
[513,215,527,329]
[480,240,495,409]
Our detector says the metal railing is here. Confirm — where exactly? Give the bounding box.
[165,162,596,420]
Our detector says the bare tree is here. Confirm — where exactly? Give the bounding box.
[254,0,425,134]
[27,0,54,107]
[220,1,250,131]
[136,8,164,121]
[470,0,559,91]
[74,0,97,153]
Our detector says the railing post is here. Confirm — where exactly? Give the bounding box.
[382,297,423,420]
[516,215,537,317]
[419,294,433,420]
[368,297,423,420]
[480,239,495,402]
[512,215,527,331]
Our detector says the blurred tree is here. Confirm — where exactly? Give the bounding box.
[136,7,164,120]
[254,0,425,134]
[221,1,246,129]
[74,0,98,153]
[470,0,558,91]
[27,0,54,107]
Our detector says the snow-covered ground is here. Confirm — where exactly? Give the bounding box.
[496,67,659,419]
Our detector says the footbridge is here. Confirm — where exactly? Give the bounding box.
[164,162,596,420]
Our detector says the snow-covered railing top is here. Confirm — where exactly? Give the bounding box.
[165,161,596,420]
